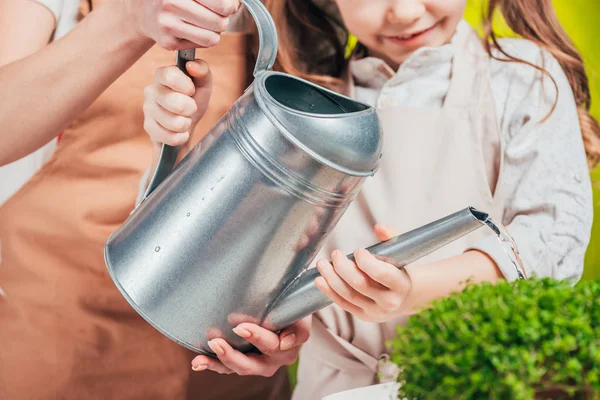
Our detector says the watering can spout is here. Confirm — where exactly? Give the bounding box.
[264,207,490,331]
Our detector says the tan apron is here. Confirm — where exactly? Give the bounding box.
[293,25,505,400]
[0,3,290,399]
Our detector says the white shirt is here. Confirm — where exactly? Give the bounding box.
[350,21,593,281]
[0,0,80,206]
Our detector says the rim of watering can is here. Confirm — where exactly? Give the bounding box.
[253,71,382,177]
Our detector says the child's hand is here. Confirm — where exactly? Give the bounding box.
[143,59,212,150]
[191,317,311,377]
[315,225,413,323]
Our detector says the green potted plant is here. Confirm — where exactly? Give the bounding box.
[389,278,600,400]
[324,278,599,400]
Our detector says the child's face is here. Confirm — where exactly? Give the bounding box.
[334,0,466,69]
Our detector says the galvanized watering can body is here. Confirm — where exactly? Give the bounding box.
[105,0,525,357]
[105,0,383,355]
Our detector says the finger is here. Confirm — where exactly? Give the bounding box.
[143,117,190,146]
[167,21,222,49]
[173,2,230,32]
[207,339,274,376]
[374,224,401,241]
[155,65,195,96]
[171,38,202,51]
[198,0,241,16]
[329,249,388,301]
[354,249,409,291]
[186,59,211,81]
[147,102,192,133]
[318,255,376,309]
[188,61,213,118]
[154,84,198,116]
[315,276,367,318]
[191,354,233,374]
[232,324,281,355]
[277,316,312,351]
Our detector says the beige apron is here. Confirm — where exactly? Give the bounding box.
[293,25,505,400]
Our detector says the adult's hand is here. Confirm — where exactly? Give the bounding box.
[191,317,312,377]
[127,0,242,50]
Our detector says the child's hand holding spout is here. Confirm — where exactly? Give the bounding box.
[315,225,414,323]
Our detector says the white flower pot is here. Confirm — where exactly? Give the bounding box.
[322,383,400,400]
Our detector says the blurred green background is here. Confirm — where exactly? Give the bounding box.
[464,0,600,280]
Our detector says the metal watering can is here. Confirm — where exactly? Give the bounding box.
[105,0,502,356]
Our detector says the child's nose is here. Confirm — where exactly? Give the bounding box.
[387,0,427,25]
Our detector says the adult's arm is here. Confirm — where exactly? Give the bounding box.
[0,0,239,166]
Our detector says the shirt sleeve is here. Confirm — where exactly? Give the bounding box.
[468,39,594,283]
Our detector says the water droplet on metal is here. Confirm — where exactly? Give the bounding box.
[155,246,161,252]
[187,213,191,217]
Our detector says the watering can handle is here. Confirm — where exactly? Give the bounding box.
[243,0,278,76]
[141,0,278,201]
[142,49,195,201]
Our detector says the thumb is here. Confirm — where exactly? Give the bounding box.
[185,59,213,121]
[185,59,212,86]
[374,224,400,241]
[279,316,312,351]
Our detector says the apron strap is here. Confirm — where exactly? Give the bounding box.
[443,21,504,196]
[444,22,490,109]
[311,317,379,373]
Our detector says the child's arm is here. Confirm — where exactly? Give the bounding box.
[317,43,594,321]
[467,41,593,283]
[315,226,502,321]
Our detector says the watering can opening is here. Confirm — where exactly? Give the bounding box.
[264,75,369,115]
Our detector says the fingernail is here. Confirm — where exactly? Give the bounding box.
[233,327,251,338]
[208,340,225,356]
[280,334,296,351]
[187,61,208,77]
[192,363,207,371]
[317,260,326,269]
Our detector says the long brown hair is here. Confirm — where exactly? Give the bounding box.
[483,0,600,168]
[263,0,353,93]
[266,0,600,169]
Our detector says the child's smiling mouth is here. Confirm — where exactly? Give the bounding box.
[382,22,440,48]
